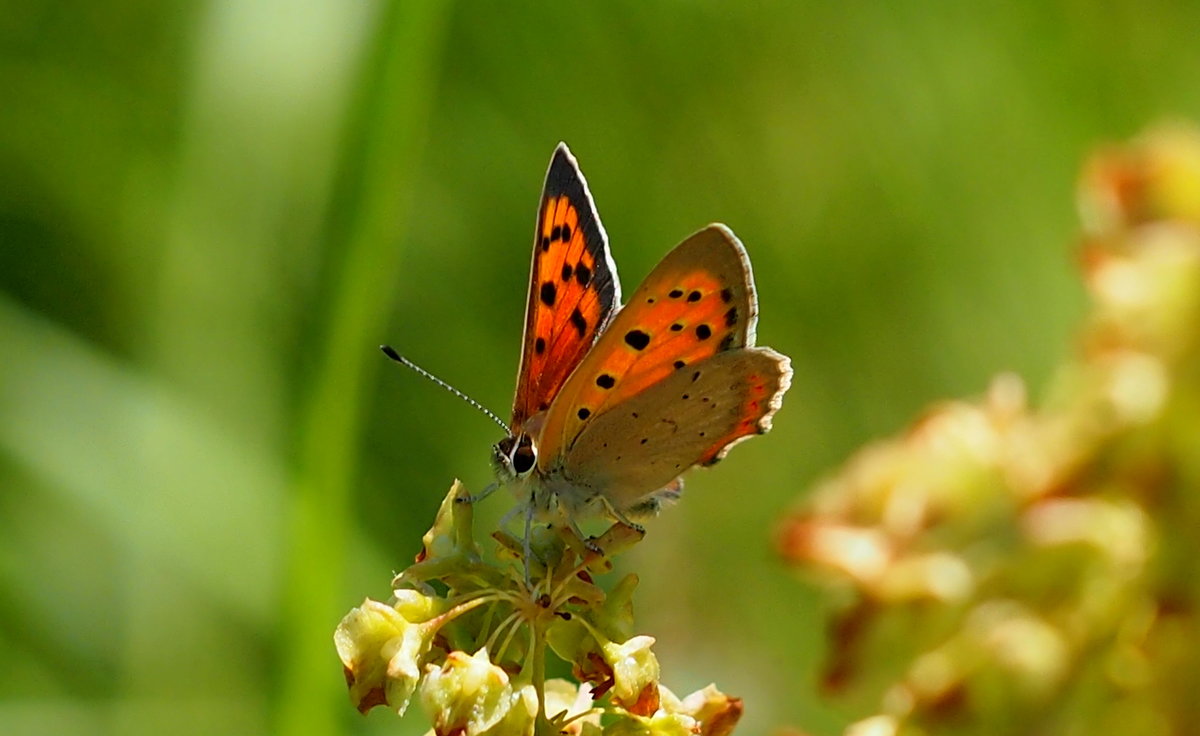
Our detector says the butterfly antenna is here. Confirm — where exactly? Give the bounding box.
[380,345,511,434]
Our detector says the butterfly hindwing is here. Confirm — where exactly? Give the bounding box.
[538,224,760,463]
[511,143,621,430]
[564,347,792,510]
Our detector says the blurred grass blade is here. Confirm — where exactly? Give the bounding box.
[0,295,285,621]
[277,2,450,733]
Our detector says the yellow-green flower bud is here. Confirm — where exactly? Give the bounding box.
[542,679,601,734]
[419,647,532,736]
[673,684,745,736]
[391,588,444,623]
[599,634,661,714]
[334,598,434,714]
[417,480,480,564]
[603,711,697,736]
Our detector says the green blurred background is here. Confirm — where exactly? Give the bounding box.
[4,2,1199,734]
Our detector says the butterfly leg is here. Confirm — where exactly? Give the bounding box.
[456,481,500,505]
[593,496,646,534]
[522,501,535,586]
[493,503,519,530]
[623,478,685,517]
[489,500,538,586]
[561,515,605,555]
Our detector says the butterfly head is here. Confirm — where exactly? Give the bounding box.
[491,433,537,484]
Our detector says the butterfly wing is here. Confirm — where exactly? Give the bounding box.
[538,224,790,502]
[565,346,791,507]
[511,143,621,430]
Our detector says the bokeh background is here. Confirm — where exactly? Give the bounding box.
[4,2,1200,734]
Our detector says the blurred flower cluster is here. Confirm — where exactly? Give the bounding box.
[778,125,1200,736]
[335,482,742,735]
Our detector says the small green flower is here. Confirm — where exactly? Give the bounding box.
[392,587,444,623]
[593,573,639,642]
[542,679,601,734]
[599,635,661,714]
[419,647,534,736]
[602,710,697,736]
[334,598,435,715]
[427,480,480,558]
[336,482,743,733]
[669,684,745,736]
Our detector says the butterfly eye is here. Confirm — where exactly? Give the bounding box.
[512,436,537,475]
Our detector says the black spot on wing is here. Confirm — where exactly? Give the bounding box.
[624,330,651,350]
[569,307,587,336]
[540,281,557,307]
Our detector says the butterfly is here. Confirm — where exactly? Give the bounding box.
[481,143,792,542]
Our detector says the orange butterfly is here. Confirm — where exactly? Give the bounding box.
[483,143,792,541]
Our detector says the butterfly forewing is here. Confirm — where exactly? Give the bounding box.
[511,144,621,430]
[564,347,792,508]
[537,225,760,462]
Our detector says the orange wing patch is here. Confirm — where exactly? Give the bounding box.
[511,145,620,430]
[568,269,745,421]
[538,225,759,463]
[697,360,783,466]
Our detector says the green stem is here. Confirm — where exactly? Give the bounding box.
[572,614,608,646]
[530,619,548,726]
[429,593,504,629]
[486,610,523,655]
[494,611,526,664]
